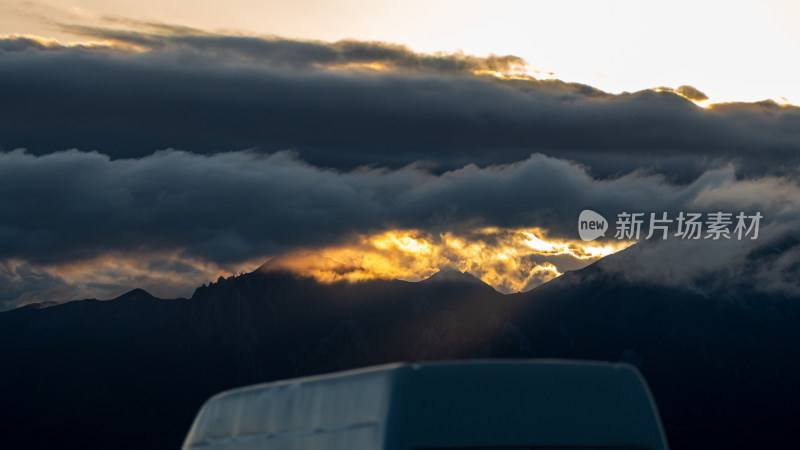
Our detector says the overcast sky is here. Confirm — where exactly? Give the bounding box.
[0,2,798,308]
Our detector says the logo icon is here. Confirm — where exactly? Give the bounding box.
[578,209,608,241]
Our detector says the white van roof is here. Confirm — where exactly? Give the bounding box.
[183,360,668,450]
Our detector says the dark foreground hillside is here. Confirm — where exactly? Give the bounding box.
[2,248,800,450]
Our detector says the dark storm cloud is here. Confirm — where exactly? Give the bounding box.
[1,32,799,179]
[1,148,797,266]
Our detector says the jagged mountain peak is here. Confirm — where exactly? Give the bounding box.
[113,288,157,301]
[422,267,490,287]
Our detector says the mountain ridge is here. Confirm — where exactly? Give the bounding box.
[2,244,800,450]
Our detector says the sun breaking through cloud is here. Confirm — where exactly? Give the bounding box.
[264,228,632,293]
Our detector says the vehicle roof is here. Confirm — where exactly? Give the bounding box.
[183,359,668,450]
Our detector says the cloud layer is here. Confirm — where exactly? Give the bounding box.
[1,31,799,179]
[1,27,799,308]
[3,148,789,264]
[1,148,798,308]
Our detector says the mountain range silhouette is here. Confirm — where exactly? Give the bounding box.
[2,243,799,450]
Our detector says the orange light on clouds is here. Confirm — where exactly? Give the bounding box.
[266,227,632,293]
[319,61,392,72]
[12,252,262,303]
[1,33,144,52]
[472,69,556,82]
[6,228,632,306]
[652,87,712,108]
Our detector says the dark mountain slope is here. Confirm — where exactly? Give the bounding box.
[1,254,799,450]
[0,288,187,350]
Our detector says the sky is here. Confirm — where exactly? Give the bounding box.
[0,1,799,308]
[3,0,800,105]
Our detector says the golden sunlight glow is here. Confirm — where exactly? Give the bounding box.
[1,33,144,52]
[318,61,392,72]
[472,69,556,82]
[652,87,712,108]
[266,227,632,293]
